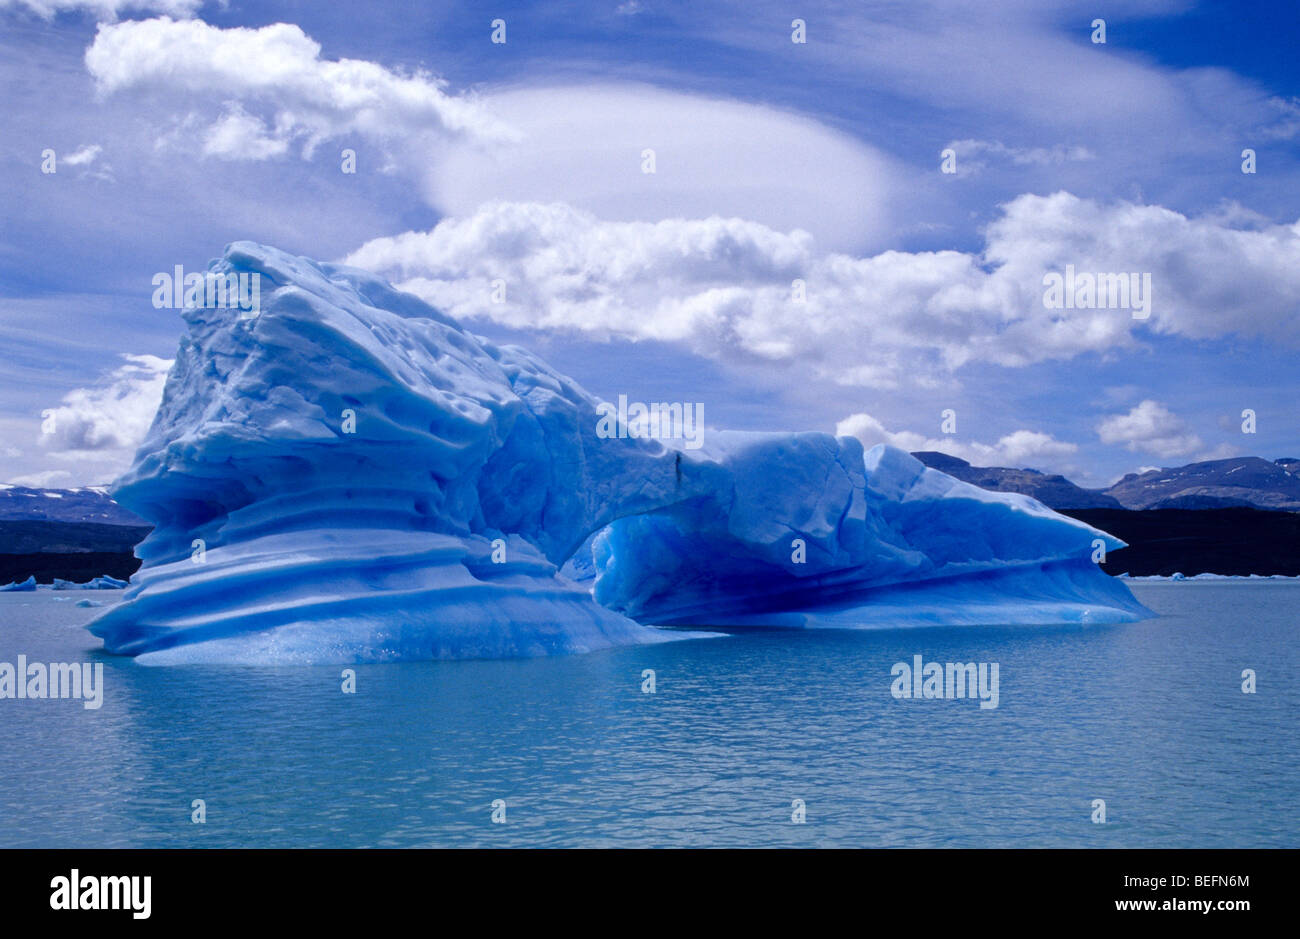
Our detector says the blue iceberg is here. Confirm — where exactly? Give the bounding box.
[50,575,129,590]
[88,243,1150,664]
[592,440,1149,629]
[0,575,128,591]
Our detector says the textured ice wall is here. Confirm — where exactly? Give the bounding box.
[592,441,1148,627]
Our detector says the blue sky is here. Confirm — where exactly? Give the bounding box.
[2,0,1298,489]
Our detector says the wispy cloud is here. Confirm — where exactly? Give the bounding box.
[943,139,1095,177]
[7,469,75,488]
[61,144,102,166]
[0,0,201,21]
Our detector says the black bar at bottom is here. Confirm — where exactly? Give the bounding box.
[0,848,1285,925]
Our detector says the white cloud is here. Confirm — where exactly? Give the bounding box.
[58,143,114,180]
[346,201,815,340]
[62,144,102,166]
[426,83,901,251]
[84,17,512,161]
[943,139,1094,177]
[1260,96,1300,141]
[79,22,901,248]
[706,1,1249,155]
[982,192,1300,351]
[38,354,171,465]
[0,0,200,20]
[1096,400,1203,459]
[345,192,1300,389]
[201,104,291,160]
[835,412,1078,471]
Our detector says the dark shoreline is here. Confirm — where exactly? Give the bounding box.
[0,521,148,585]
[1061,507,1300,577]
[2,509,1298,585]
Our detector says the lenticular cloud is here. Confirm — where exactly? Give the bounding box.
[88,243,1150,664]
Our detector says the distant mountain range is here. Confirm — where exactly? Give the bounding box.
[0,485,146,525]
[912,453,1300,511]
[1104,457,1300,510]
[912,452,1123,509]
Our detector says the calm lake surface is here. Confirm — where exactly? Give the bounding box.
[1,581,1295,847]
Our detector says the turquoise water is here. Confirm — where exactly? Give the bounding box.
[0,582,1295,847]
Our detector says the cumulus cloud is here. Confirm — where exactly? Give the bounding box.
[38,354,171,463]
[345,192,1300,389]
[0,0,200,20]
[201,105,291,160]
[982,192,1300,351]
[1096,399,1204,459]
[346,201,816,342]
[84,17,512,161]
[835,412,1078,471]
